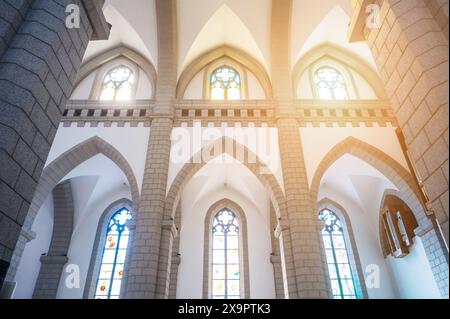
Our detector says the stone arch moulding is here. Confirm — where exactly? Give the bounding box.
[203,198,251,299]
[176,45,273,100]
[310,136,430,232]
[25,136,140,230]
[164,136,286,223]
[292,43,387,100]
[74,46,157,99]
[7,136,140,282]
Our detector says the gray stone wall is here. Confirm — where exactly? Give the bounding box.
[0,0,108,290]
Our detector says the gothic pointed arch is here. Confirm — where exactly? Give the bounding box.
[310,137,429,231]
[164,136,285,223]
[176,45,273,99]
[26,136,140,230]
[292,43,387,99]
[75,46,157,98]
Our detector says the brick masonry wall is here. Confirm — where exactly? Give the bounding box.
[0,0,103,290]
[365,0,449,243]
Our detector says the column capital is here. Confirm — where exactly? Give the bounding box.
[82,0,111,40]
[162,220,178,238]
[39,255,69,265]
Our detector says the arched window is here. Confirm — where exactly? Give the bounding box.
[100,66,135,101]
[319,209,358,299]
[211,208,241,299]
[94,208,132,299]
[210,66,241,100]
[314,66,349,100]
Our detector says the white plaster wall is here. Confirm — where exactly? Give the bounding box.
[184,70,204,99]
[47,124,150,194]
[13,196,54,299]
[71,72,96,100]
[350,70,377,100]
[300,126,410,187]
[297,71,314,99]
[136,69,153,99]
[177,184,275,299]
[387,239,441,299]
[247,71,266,99]
[168,126,284,195]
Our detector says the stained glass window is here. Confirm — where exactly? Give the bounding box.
[100,66,134,101]
[314,66,349,100]
[94,208,132,299]
[211,209,241,299]
[210,66,241,100]
[319,209,358,299]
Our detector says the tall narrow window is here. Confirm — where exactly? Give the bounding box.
[211,209,240,299]
[100,66,134,101]
[210,66,241,100]
[94,208,132,299]
[319,209,358,299]
[314,66,349,100]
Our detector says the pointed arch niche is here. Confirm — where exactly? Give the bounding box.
[177,46,273,100]
[293,44,386,100]
[71,47,157,100]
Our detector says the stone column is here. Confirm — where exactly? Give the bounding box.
[350,0,449,243]
[0,0,109,291]
[270,206,285,299]
[271,0,331,298]
[168,204,181,299]
[33,180,74,299]
[122,0,177,299]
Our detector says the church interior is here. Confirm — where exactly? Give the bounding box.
[0,0,448,300]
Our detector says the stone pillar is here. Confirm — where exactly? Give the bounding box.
[270,206,285,299]
[33,180,74,299]
[122,0,177,299]
[168,205,181,299]
[350,0,449,243]
[0,0,109,291]
[271,0,331,298]
[349,0,449,299]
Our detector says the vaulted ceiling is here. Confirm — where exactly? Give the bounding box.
[81,0,378,77]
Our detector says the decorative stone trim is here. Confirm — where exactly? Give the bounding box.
[310,137,429,229]
[61,99,396,128]
[39,256,69,265]
[162,220,178,238]
[270,254,281,264]
[20,228,36,243]
[81,0,110,40]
